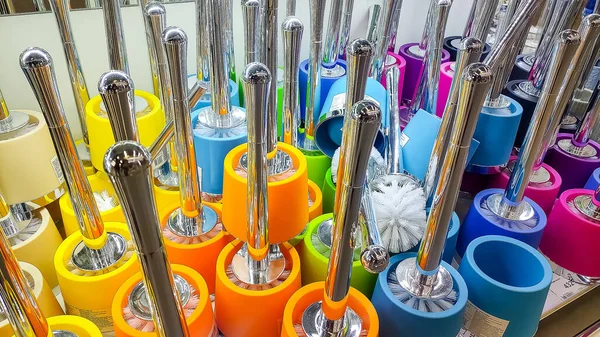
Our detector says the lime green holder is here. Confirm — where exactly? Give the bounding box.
[301,213,378,298]
[321,168,336,214]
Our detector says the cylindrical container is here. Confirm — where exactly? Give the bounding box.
[437,62,455,118]
[371,253,468,337]
[215,240,301,337]
[222,142,308,243]
[502,80,541,148]
[380,51,407,104]
[300,213,378,297]
[509,54,535,82]
[539,188,600,279]
[545,133,600,192]
[112,264,217,337]
[320,168,336,214]
[488,158,562,214]
[584,167,600,190]
[298,59,347,120]
[398,43,450,103]
[187,75,241,111]
[443,36,491,61]
[47,315,103,337]
[281,281,379,337]
[456,188,547,256]
[86,91,164,173]
[54,223,139,333]
[459,235,552,337]
[0,109,65,207]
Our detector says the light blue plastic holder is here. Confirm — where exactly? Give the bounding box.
[458,235,552,337]
[187,74,241,111]
[585,167,600,190]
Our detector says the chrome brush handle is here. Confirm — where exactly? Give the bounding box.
[264,0,279,155]
[366,4,381,45]
[242,0,261,65]
[282,17,304,147]
[418,62,492,273]
[337,0,355,59]
[305,0,326,138]
[359,186,389,274]
[105,141,190,337]
[20,47,106,243]
[206,0,232,117]
[286,0,295,15]
[102,0,129,74]
[372,0,404,81]
[463,0,500,44]
[0,89,9,122]
[386,66,402,175]
[322,0,344,69]
[495,0,520,41]
[195,0,210,85]
[49,0,91,146]
[99,70,138,142]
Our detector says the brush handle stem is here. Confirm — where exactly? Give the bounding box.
[0,89,9,121]
[264,0,279,155]
[102,0,129,74]
[386,66,403,175]
[242,0,261,66]
[337,0,354,59]
[195,0,210,86]
[305,0,326,138]
[366,4,381,45]
[224,0,236,85]
[139,0,159,97]
[463,0,500,44]
[206,0,232,117]
[418,63,492,273]
[359,185,389,274]
[372,0,404,81]
[496,0,521,41]
[282,17,303,147]
[20,47,106,245]
[105,141,190,337]
[49,0,91,146]
[573,91,600,148]
[322,0,344,69]
[99,70,138,142]
[286,0,295,15]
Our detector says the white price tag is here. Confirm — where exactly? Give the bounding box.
[399,132,410,147]
[462,301,509,337]
[50,156,65,184]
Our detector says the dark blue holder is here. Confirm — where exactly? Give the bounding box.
[585,167,600,190]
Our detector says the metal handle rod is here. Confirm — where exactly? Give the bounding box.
[359,185,389,274]
[417,63,492,273]
[163,27,204,218]
[0,223,51,337]
[423,38,483,199]
[195,0,210,86]
[496,0,521,40]
[366,4,381,45]
[99,71,138,142]
[242,62,271,264]
[337,0,355,59]
[139,0,160,97]
[207,0,232,118]
[49,0,91,146]
[386,66,403,174]
[224,0,236,86]
[242,0,261,66]
[286,0,295,15]
[418,0,437,51]
[0,89,9,121]
[102,0,129,74]
[573,88,600,147]
[105,142,190,337]
[325,100,381,322]
[502,30,581,209]
[305,0,326,138]
[264,0,279,155]
[463,0,500,44]
[322,0,344,69]
[371,0,404,81]
[20,47,106,244]
[282,17,304,147]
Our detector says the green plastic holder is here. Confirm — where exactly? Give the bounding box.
[321,168,336,214]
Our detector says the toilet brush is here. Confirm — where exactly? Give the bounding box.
[459,30,582,256]
[372,61,492,337]
[192,0,247,200]
[20,47,139,333]
[161,26,230,294]
[282,99,385,337]
[215,62,302,337]
[337,0,354,61]
[0,204,102,337]
[48,0,94,175]
[106,141,217,336]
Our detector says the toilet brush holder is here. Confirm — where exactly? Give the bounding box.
[298,59,348,119]
[398,43,450,103]
[539,188,600,282]
[371,253,468,337]
[112,264,217,337]
[380,51,407,104]
[46,316,103,337]
[459,235,552,337]
[281,281,379,337]
[222,142,309,243]
[0,109,65,208]
[456,188,547,256]
[584,167,600,190]
[187,75,241,111]
[407,211,460,264]
[321,168,336,214]
[300,213,378,297]
[509,54,534,82]
[215,240,301,337]
[544,134,600,193]
[488,158,562,215]
[301,149,331,186]
[443,36,491,61]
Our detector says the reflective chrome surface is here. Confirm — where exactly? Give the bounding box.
[359,185,389,274]
[462,0,499,44]
[102,0,129,74]
[371,0,404,81]
[195,0,210,87]
[242,0,261,65]
[230,243,286,285]
[206,0,232,118]
[300,301,363,337]
[337,0,354,59]
[70,232,128,271]
[322,0,343,69]
[304,0,326,139]
[386,67,402,175]
[281,16,303,147]
[99,70,138,142]
[396,257,453,299]
[128,274,192,321]
[264,0,279,155]
[366,4,381,45]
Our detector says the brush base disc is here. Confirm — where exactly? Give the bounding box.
[456,188,547,257]
[488,158,561,215]
[0,110,65,206]
[502,80,538,148]
[559,114,579,134]
[509,54,534,82]
[112,264,215,337]
[192,107,248,195]
[187,76,241,111]
[47,315,103,337]
[395,258,453,299]
[223,143,308,243]
[303,148,331,187]
[321,169,336,214]
[301,214,378,297]
[371,253,467,337]
[162,202,231,294]
[398,43,450,104]
[215,240,301,337]
[87,90,164,173]
[584,167,600,190]
[544,134,600,193]
[281,282,378,337]
[55,223,139,333]
[380,51,407,105]
[459,235,552,337]
[540,189,600,279]
[231,244,287,285]
[300,302,363,337]
[298,59,348,122]
[60,172,124,237]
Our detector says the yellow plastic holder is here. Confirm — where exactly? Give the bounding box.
[54,223,139,333]
[45,315,103,337]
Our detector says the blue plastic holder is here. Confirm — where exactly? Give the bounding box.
[401,110,480,182]
[456,188,547,257]
[314,76,387,157]
[372,253,468,337]
[191,109,247,195]
[584,167,600,190]
[298,59,348,123]
[408,211,460,264]
[187,74,241,111]
[470,96,523,167]
[458,235,552,337]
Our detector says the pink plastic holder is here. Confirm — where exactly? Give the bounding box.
[539,189,600,278]
[436,62,454,118]
[488,157,562,215]
[381,51,407,107]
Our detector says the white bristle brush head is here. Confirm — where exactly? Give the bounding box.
[331,146,385,184]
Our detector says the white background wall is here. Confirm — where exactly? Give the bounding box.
[0,0,473,139]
